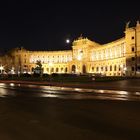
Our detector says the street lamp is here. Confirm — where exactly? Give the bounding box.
[120,64,123,76]
[0,65,4,74]
[124,67,127,71]
[48,62,53,74]
[11,67,15,74]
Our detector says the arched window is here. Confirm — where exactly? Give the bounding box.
[105,66,108,71]
[110,65,112,71]
[96,67,99,72]
[82,65,86,73]
[101,67,103,71]
[51,68,54,73]
[61,68,63,72]
[65,67,68,73]
[72,65,76,73]
[119,65,121,71]
[114,65,117,71]
[46,68,49,72]
[31,67,34,72]
[56,68,59,73]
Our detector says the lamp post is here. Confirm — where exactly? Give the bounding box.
[120,64,123,76]
[48,62,53,74]
[123,67,127,76]
[0,65,4,74]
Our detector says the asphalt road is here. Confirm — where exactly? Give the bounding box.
[1,79,140,92]
[0,82,140,140]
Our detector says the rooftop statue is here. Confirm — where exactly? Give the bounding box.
[125,21,130,29]
[136,20,140,26]
[78,34,83,40]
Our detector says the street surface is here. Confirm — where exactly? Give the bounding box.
[0,80,140,140]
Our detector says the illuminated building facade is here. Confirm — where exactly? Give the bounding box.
[1,21,140,76]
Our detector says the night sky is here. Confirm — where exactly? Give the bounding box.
[0,1,140,53]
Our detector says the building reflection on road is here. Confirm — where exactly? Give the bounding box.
[0,82,140,101]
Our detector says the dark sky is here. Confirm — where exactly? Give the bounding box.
[0,0,140,52]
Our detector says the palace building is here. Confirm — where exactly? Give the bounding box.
[1,21,140,76]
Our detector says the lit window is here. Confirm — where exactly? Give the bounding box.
[61,68,63,71]
[51,68,54,73]
[96,67,99,72]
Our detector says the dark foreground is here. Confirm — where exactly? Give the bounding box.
[0,80,140,140]
[0,98,140,140]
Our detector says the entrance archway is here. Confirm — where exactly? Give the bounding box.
[82,65,86,73]
[72,65,76,73]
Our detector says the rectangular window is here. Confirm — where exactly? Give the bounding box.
[132,47,134,52]
[132,67,135,71]
[137,66,140,71]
